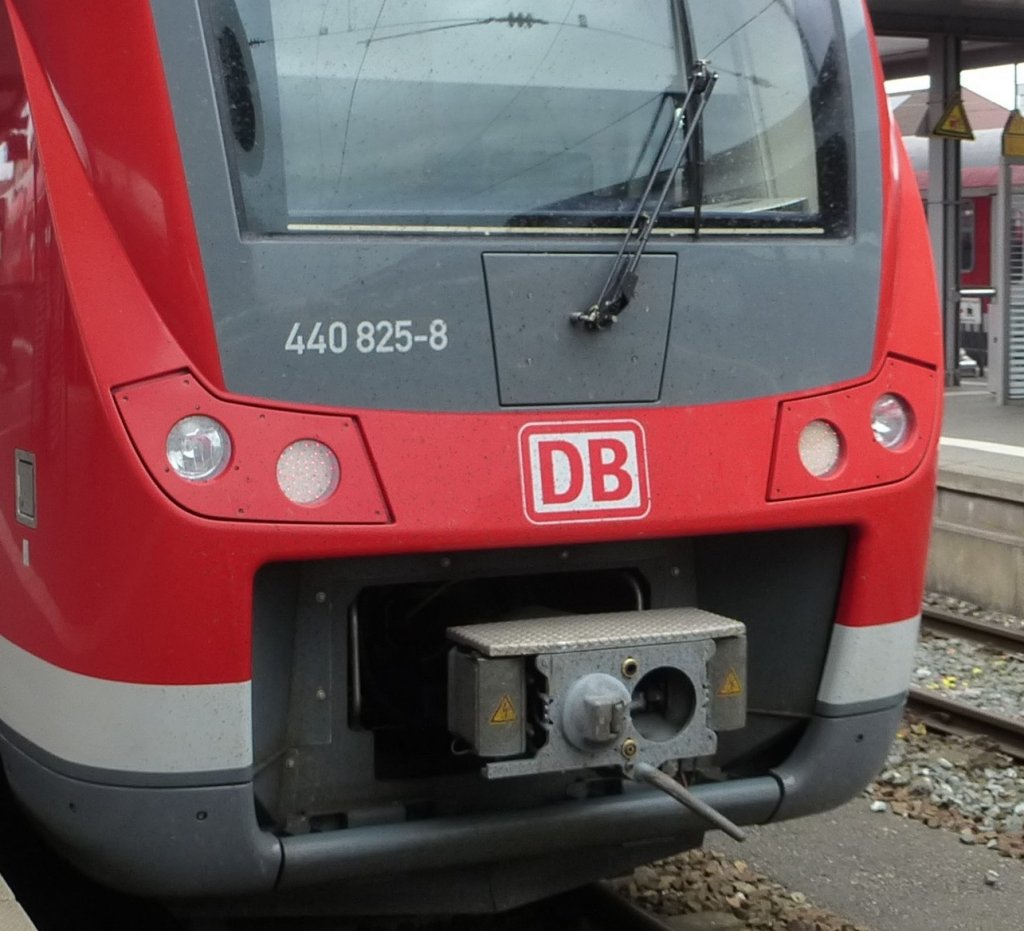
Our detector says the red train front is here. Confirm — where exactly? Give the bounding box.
[0,0,941,914]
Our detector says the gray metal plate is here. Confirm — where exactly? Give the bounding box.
[484,253,676,406]
[447,607,744,657]
[483,640,717,778]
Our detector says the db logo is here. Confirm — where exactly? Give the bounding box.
[519,420,651,524]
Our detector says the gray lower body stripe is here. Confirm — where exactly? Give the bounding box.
[816,615,920,708]
[814,693,907,718]
[0,719,252,788]
[0,632,253,773]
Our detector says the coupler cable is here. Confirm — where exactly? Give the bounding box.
[629,761,747,842]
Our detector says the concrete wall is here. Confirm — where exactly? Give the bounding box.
[927,469,1024,616]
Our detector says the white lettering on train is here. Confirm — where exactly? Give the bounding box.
[285,319,448,355]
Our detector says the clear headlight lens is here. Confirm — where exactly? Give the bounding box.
[277,440,340,505]
[871,394,912,450]
[798,420,842,478]
[166,416,231,481]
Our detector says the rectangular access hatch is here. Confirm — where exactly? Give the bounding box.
[484,253,676,406]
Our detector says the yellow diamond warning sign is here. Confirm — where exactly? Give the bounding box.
[1003,110,1024,157]
[932,98,974,141]
[489,694,518,725]
[717,669,744,697]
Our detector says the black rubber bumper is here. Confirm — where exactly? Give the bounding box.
[770,701,906,821]
[0,701,903,898]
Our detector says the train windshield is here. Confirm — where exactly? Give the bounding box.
[206,1,850,234]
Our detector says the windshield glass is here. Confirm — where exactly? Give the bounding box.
[205,0,849,234]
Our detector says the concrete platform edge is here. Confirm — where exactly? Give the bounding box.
[937,465,1024,502]
[0,876,34,931]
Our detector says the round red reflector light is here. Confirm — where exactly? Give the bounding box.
[798,420,842,478]
[276,440,340,505]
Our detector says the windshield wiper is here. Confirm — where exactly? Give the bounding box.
[571,60,717,331]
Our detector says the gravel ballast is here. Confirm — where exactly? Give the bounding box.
[924,592,1024,636]
[618,591,1024,927]
[618,850,872,930]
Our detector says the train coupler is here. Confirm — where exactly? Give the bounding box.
[446,608,746,778]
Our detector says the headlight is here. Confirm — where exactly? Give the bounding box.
[798,420,842,478]
[276,440,340,505]
[871,394,912,450]
[166,415,231,481]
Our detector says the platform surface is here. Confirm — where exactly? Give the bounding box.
[0,875,34,931]
[714,796,1024,931]
[938,385,1024,496]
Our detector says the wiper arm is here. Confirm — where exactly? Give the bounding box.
[571,60,717,331]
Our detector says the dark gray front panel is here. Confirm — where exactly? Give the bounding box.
[662,237,881,401]
[212,240,501,410]
[151,0,885,414]
[189,236,880,412]
[485,253,676,405]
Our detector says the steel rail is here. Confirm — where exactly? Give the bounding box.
[907,686,1024,761]
[921,606,1024,653]
[565,881,686,931]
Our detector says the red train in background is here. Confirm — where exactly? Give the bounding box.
[0,0,941,917]
[902,118,1024,375]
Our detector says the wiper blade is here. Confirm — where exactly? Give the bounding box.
[571,60,717,331]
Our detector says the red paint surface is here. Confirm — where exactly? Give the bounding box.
[962,195,992,290]
[0,3,942,688]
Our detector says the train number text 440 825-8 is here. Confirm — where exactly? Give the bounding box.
[284,319,449,356]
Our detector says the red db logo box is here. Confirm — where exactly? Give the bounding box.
[519,421,651,524]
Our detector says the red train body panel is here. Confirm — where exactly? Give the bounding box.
[0,0,942,914]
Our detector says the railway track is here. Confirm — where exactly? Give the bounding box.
[909,606,1024,760]
[178,883,688,931]
[7,880,698,931]
[920,604,1024,652]
[565,882,689,931]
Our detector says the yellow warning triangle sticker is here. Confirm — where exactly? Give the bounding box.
[489,694,518,725]
[717,669,743,697]
[1003,109,1024,157]
[932,98,974,141]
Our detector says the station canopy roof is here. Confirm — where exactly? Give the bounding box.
[867,0,1024,79]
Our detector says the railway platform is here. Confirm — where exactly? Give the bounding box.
[715,796,1024,931]
[938,385,1024,488]
[0,875,34,931]
[928,385,1024,615]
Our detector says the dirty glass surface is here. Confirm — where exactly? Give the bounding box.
[205,0,850,233]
